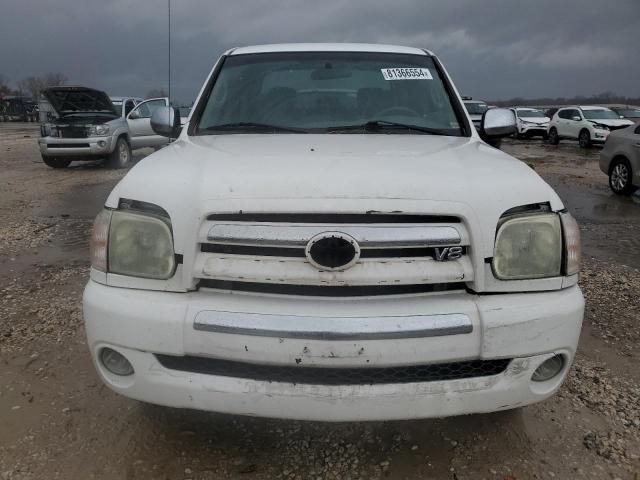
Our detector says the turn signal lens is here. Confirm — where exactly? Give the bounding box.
[90,209,112,272]
[560,212,581,276]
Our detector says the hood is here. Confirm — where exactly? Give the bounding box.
[588,118,634,128]
[106,134,564,257]
[41,86,117,117]
[520,116,550,124]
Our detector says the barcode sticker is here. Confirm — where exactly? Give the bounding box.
[381,68,433,80]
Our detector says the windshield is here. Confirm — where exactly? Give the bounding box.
[195,52,464,135]
[616,109,640,118]
[111,102,123,116]
[517,109,545,118]
[582,109,620,120]
[463,102,487,115]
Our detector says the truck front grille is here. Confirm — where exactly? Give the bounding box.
[56,126,89,138]
[195,212,472,296]
[197,279,465,296]
[155,355,511,385]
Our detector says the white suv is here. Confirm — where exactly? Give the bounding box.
[83,44,584,422]
[548,106,634,148]
[511,107,550,139]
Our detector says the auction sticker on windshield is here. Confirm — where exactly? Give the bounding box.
[381,68,433,80]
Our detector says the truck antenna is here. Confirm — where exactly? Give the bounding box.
[168,0,171,104]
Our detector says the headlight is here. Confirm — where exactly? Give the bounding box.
[90,208,175,279]
[89,124,110,136]
[493,213,562,280]
[594,124,609,131]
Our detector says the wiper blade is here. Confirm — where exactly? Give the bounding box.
[327,120,449,135]
[200,122,307,133]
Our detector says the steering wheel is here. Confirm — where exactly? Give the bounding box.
[372,106,421,118]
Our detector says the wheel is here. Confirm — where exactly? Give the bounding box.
[547,127,559,145]
[41,155,71,169]
[107,137,131,168]
[609,158,636,195]
[578,129,591,148]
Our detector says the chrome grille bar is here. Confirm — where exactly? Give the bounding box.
[207,224,461,248]
[194,311,472,340]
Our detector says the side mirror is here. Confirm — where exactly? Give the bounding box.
[151,106,182,138]
[572,116,581,121]
[480,108,517,138]
[128,110,140,120]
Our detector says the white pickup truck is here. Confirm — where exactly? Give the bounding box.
[84,43,584,421]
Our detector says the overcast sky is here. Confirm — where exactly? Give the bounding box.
[1,0,638,104]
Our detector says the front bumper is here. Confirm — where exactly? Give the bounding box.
[519,123,549,136]
[83,281,584,421]
[592,130,610,143]
[38,135,115,157]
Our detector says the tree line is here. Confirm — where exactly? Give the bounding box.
[1,74,168,102]
[0,72,68,100]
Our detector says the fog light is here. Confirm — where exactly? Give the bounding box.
[100,347,134,376]
[98,140,106,147]
[532,354,564,382]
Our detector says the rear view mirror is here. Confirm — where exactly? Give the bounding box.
[480,108,517,138]
[310,66,352,80]
[151,106,181,138]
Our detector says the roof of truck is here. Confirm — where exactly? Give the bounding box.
[228,43,433,56]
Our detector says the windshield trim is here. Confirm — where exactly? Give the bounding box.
[188,51,472,138]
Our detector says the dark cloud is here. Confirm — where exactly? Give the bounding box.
[1,0,638,103]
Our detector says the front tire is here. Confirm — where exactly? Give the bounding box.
[578,129,591,149]
[609,158,636,195]
[107,137,131,169]
[547,128,559,145]
[41,155,71,169]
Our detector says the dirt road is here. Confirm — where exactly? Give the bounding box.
[1,123,638,479]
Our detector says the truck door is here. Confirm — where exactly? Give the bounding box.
[127,98,170,149]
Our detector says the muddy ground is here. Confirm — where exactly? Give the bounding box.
[0,123,638,480]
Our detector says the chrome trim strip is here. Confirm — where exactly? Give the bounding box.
[207,224,461,248]
[194,311,472,340]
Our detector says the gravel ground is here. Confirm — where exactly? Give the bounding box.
[0,125,638,479]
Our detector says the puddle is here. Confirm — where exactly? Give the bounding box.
[548,180,640,225]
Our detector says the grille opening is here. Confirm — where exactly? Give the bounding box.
[200,243,466,259]
[197,279,465,297]
[47,143,90,148]
[155,355,511,385]
[206,213,460,224]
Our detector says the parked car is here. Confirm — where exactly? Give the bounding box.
[0,96,37,122]
[462,97,488,130]
[610,106,640,124]
[547,106,635,148]
[84,43,583,422]
[38,86,170,168]
[510,107,550,139]
[600,124,640,195]
[544,107,558,119]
